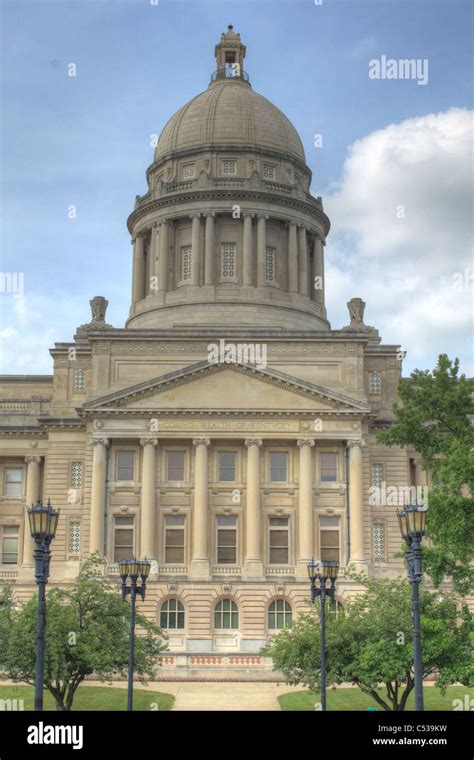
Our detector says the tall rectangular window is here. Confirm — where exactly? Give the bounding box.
[181,245,192,281]
[320,452,338,483]
[167,451,185,481]
[216,515,237,564]
[4,467,23,496]
[73,369,85,392]
[371,463,384,488]
[68,521,81,555]
[113,516,135,562]
[116,451,134,481]
[269,517,289,564]
[373,522,385,559]
[265,246,276,282]
[1,526,19,564]
[320,516,340,562]
[165,515,185,564]
[70,462,83,489]
[369,372,382,394]
[221,243,236,280]
[218,452,236,482]
[270,452,287,482]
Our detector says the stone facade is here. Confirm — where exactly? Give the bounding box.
[0,27,428,678]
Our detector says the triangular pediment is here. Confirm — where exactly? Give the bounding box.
[81,361,369,415]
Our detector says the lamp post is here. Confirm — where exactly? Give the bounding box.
[397,503,427,712]
[118,558,151,711]
[27,498,60,712]
[307,559,339,711]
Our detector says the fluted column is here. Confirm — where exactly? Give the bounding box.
[242,213,254,286]
[298,225,309,296]
[191,438,210,576]
[297,440,314,574]
[190,213,201,286]
[131,235,145,305]
[149,223,159,290]
[204,212,215,285]
[244,439,263,577]
[288,221,298,293]
[313,234,325,305]
[256,214,268,286]
[89,438,110,555]
[22,456,42,564]
[348,439,365,564]
[140,438,158,558]
[158,220,169,292]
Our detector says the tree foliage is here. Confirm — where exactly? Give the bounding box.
[377,354,474,593]
[0,555,167,710]
[264,572,473,711]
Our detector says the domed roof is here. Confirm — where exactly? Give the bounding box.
[154,82,305,164]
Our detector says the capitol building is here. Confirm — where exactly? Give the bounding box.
[0,27,426,677]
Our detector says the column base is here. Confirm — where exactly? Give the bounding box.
[242,559,264,579]
[189,559,211,579]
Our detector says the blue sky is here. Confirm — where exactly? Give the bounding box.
[0,0,472,375]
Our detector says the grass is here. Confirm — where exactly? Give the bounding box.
[279,686,474,711]
[0,684,174,711]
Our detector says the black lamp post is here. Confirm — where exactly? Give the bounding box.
[27,498,60,712]
[119,558,151,711]
[397,503,427,712]
[307,559,339,711]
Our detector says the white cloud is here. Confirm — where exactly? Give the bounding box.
[323,107,474,375]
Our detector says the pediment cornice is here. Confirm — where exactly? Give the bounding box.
[79,360,370,416]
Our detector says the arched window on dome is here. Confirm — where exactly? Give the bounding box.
[160,599,185,630]
[268,599,292,630]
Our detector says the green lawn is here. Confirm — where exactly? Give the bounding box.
[279,686,474,711]
[0,684,174,711]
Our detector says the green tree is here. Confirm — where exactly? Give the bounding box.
[377,354,474,594]
[0,555,167,710]
[264,573,473,711]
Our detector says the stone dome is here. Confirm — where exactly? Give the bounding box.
[154,82,306,165]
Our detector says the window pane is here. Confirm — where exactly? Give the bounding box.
[321,530,339,547]
[114,546,134,561]
[166,516,185,526]
[269,547,289,564]
[115,529,133,546]
[167,452,185,481]
[117,452,134,480]
[4,468,22,495]
[270,531,288,547]
[320,453,337,482]
[115,516,134,526]
[166,529,184,547]
[269,518,288,527]
[321,547,339,561]
[218,452,236,481]
[218,529,236,547]
[218,546,236,563]
[270,453,287,482]
[165,546,184,563]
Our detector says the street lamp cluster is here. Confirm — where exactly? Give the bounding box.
[307,559,339,712]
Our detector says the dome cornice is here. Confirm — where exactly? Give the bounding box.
[127,187,330,236]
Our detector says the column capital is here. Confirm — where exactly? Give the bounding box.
[193,438,211,447]
[140,438,158,447]
[24,455,42,465]
[256,213,269,221]
[189,212,202,220]
[203,211,216,219]
[242,211,255,219]
[347,438,366,449]
[245,438,263,448]
[297,439,315,448]
[92,437,110,448]
[288,219,298,227]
